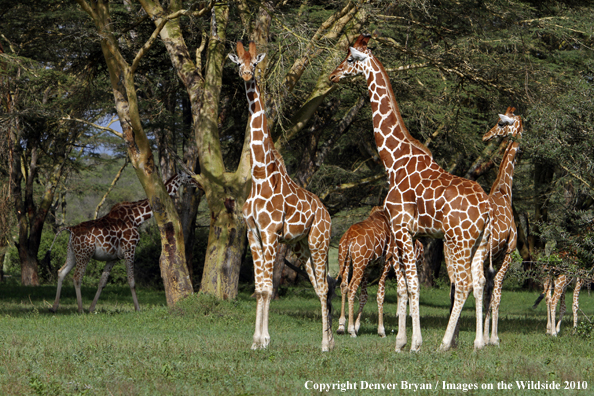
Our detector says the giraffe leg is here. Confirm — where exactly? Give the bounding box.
[256,230,277,349]
[440,242,473,351]
[89,260,116,313]
[337,265,350,335]
[123,248,140,312]
[50,246,77,313]
[573,278,583,331]
[247,228,266,349]
[487,253,512,345]
[392,230,420,352]
[548,276,565,336]
[441,277,471,351]
[300,234,333,352]
[72,257,91,314]
[471,240,488,350]
[394,259,409,351]
[72,249,92,313]
[544,277,552,334]
[354,275,368,335]
[347,256,365,337]
[555,284,567,335]
[377,259,391,338]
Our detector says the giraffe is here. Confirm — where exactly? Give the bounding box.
[537,274,585,336]
[336,206,423,338]
[229,42,334,351]
[329,34,492,352]
[48,172,196,313]
[481,107,522,345]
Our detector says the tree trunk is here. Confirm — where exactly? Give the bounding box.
[180,183,202,285]
[200,196,247,299]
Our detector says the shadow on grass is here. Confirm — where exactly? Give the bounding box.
[0,285,166,316]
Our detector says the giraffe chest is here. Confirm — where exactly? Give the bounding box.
[243,179,317,242]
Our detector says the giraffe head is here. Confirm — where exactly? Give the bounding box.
[483,107,523,142]
[228,41,266,81]
[329,34,372,83]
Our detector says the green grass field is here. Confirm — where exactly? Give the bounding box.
[1,281,593,395]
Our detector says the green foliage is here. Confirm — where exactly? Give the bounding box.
[574,319,594,340]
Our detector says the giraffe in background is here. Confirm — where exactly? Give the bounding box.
[48,173,196,313]
[539,274,585,336]
[336,206,423,338]
[481,107,522,345]
[229,41,333,351]
[330,34,492,352]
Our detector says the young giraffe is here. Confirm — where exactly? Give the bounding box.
[229,42,334,351]
[48,173,195,313]
[481,107,522,345]
[330,34,492,352]
[336,206,423,338]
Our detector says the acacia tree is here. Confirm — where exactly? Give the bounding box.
[74,0,194,305]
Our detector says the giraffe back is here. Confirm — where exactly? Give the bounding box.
[337,207,392,280]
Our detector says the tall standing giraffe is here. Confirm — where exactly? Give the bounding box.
[330,34,492,352]
[481,107,522,345]
[336,206,423,338]
[48,173,196,313]
[229,42,334,351]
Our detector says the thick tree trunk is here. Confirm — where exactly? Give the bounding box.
[180,184,202,285]
[200,198,247,299]
[17,241,39,286]
[158,221,192,306]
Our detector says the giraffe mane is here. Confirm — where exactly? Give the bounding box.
[371,56,433,158]
[353,34,432,158]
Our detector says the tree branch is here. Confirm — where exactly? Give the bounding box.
[94,157,129,219]
[61,116,123,139]
[319,173,387,201]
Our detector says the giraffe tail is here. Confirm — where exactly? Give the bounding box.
[48,227,71,252]
[42,227,71,281]
[484,202,496,313]
[335,235,351,282]
[532,293,545,309]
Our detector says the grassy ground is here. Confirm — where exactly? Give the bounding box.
[0,281,593,395]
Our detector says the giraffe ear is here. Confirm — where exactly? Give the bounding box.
[349,47,368,62]
[498,114,514,125]
[254,53,266,64]
[228,54,241,65]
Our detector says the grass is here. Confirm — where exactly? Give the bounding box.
[1,281,593,395]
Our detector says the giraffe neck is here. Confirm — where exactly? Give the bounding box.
[129,200,154,227]
[362,55,433,173]
[489,140,519,199]
[109,174,185,228]
[164,174,184,195]
[245,79,277,180]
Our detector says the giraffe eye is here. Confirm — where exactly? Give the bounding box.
[347,57,354,63]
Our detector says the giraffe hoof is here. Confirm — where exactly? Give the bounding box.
[336,327,345,335]
[48,307,57,313]
[378,333,386,338]
[251,343,259,350]
[439,343,451,352]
